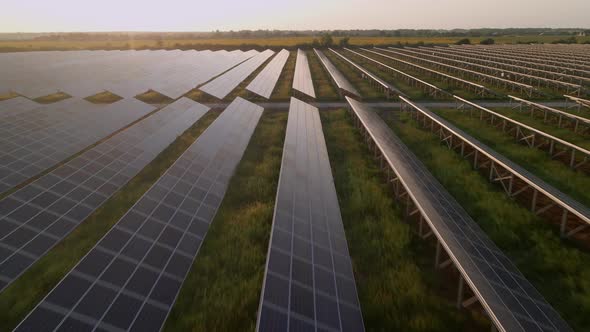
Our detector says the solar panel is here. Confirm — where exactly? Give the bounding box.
[292,49,316,99]
[0,50,257,99]
[346,97,572,332]
[329,48,402,98]
[14,97,263,332]
[200,50,275,99]
[401,96,590,239]
[246,49,290,99]
[0,98,209,293]
[0,98,156,195]
[257,97,364,332]
[0,96,40,114]
[313,49,360,98]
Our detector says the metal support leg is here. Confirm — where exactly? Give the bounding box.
[456,276,464,309]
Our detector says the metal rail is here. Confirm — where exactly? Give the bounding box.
[376,47,537,97]
[508,95,590,134]
[412,47,590,85]
[329,48,402,98]
[396,47,584,96]
[362,48,495,97]
[344,48,451,98]
[400,96,590,239]
[347,96,573,332]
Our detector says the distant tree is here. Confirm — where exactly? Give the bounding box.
[480,38,495,45]
[339,37,350,47]
[455,38,471,45]
[312,39,320,47]
[551,36,577,44]
[320,33,334,47]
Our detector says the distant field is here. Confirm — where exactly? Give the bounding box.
[1,35,589,52]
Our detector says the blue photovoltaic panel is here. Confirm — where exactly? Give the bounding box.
[314,49,359,98]
[346,97,572,332]
[0,98,208,293]
[15,97,263,332]
[246,49,290,99]
[257,97,364,332]
[200,50,275,99]
[292,50,316,99]
[0,98,156,194]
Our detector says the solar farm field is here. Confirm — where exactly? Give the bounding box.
[1,43,590,332]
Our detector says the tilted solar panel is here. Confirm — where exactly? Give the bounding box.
[14,97,263,332]
[257,97,364,332]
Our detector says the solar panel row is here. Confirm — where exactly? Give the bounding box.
[257,97,364,332]
[292,50,316,99]
[343,48,450,98]
[434,46,590,78]
[15,97,263,332]
[509,95,590,133]
[0,98,209,293]
[346,97,572,332]
[200,50,275,99]
[313,49,360,98]
[398,48,584,93]
[246,49,290,99]
[360,48,492,97]
[376,47,536,97]
[0,98,156,195]
[400,96,590,239]
[410,47,590,85]
[329,48,402,98]
[0,50,256,99]
[0,96,40,114]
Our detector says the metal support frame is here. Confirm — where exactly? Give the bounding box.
[346,103,498,329]
[404,99,590,240]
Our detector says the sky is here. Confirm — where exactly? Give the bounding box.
[1,0,589,32]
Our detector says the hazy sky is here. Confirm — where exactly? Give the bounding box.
[1,0,589,32]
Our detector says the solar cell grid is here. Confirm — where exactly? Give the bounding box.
[0,98,209,293]
[292,50,316,98]
[246,49,290,99]
[0,97,40,115]
[257,97,364,332]
[346,97,572,332]
[313,49,359,97]
[200,50,275,99]
[0,50,257,100]
[0,98,156,194]
[15,97,263,332]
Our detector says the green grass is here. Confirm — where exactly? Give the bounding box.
[358,50,500,100]
[33,92,71,104]
[0,111,220,332]
[135,90,174,104]
[226,55,276,102]
[342,50,432,100]
[185,54,274,103]
[323,50,385,100]
[321,109,487,331]
[490,107,590,149]
[388,111,590,331]
[431,108,590,208]
[164,110,287,331]
[306,50,340,100]
[85,91,123,104]
[269,51,296,101]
